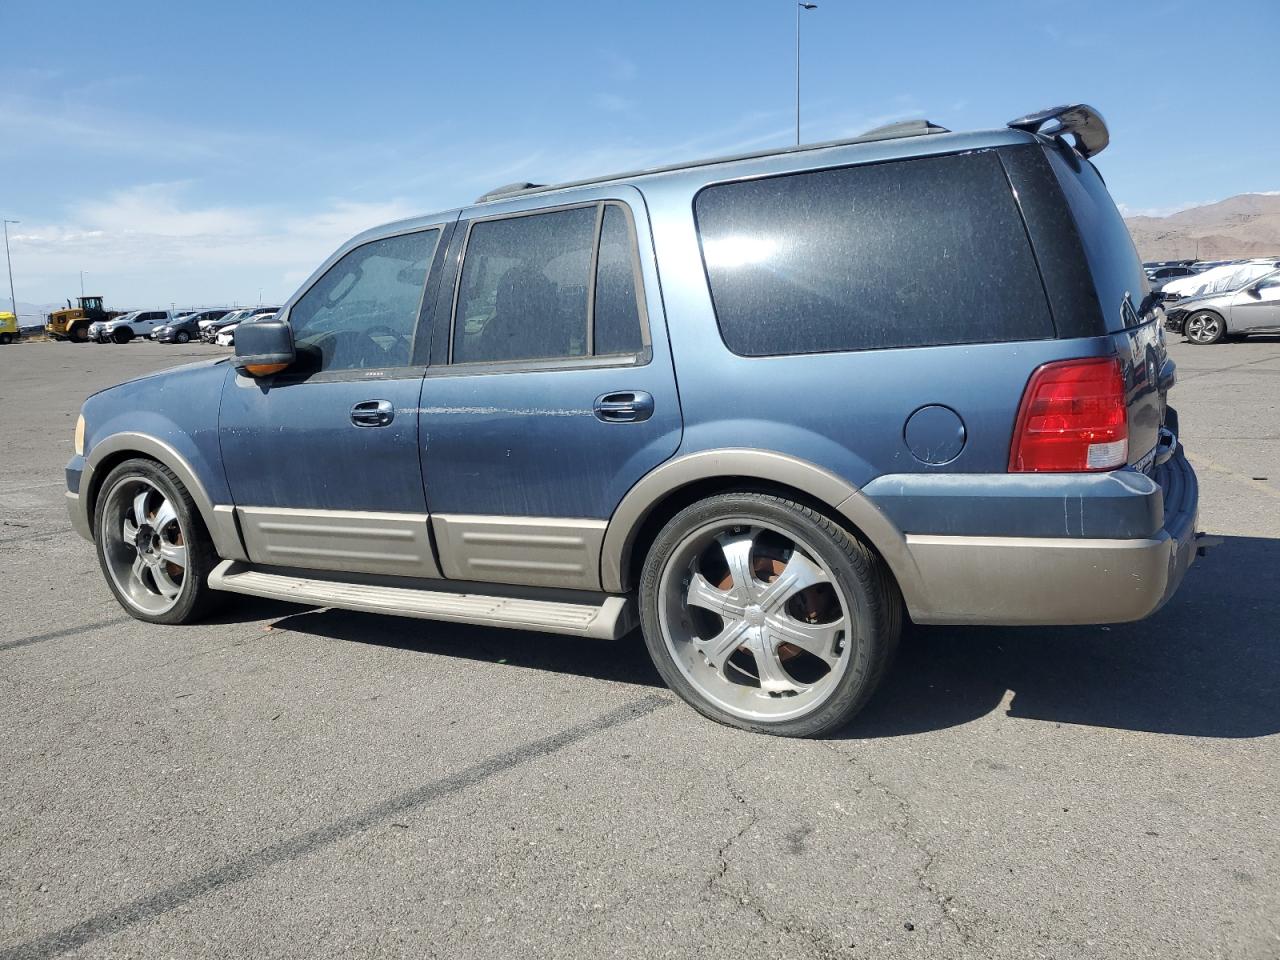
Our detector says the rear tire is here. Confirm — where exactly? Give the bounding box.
[639,492,901,738]
[93,458,225,625]
[0,333,11,345]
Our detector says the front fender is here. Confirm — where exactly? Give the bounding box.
[76,362,246,560]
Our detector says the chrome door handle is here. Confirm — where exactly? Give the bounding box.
[594,391,654,423]
[351,399,394,427]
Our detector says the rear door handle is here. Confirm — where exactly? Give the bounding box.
[594,391,654,423]
[351,399,394,427]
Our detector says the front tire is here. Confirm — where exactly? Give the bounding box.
[0,332,11,345]
[1185,311,1226,345]
[93,459,224,624]
[639,492,901,737]
[112,328,133,344]
[176,330,190,344]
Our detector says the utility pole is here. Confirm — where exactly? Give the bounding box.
[796,3,818,146]
[80,271,85,296]
[2,219,18,318]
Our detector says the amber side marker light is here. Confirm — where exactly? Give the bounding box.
[243,362,289,377]
[1009,357,1128,472]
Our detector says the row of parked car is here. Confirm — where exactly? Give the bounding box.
[88,307,280,345]
[1150,258,1280,345]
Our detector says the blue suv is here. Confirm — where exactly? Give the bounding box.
[66,105,1200,736]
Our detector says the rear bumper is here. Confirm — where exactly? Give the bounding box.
[899,449,1199,625]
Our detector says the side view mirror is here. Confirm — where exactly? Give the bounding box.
[234,318,295,377]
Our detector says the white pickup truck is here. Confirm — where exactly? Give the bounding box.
[98,310,175,343]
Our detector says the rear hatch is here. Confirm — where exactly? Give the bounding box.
[1040,140,1170,472]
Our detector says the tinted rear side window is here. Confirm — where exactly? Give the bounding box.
[1042,144,1148,331]
[695,151,1053,356]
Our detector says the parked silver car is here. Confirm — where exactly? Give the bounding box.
[1165,268,1280,344]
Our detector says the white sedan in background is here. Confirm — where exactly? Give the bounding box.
[215,311,277,346]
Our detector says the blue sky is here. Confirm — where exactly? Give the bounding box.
[1,0,1274,311]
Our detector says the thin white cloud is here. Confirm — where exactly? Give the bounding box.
[0,92,266,162]
[8,184,416,306]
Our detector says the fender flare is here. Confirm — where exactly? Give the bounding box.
[83,432,247,560]
[599,448,927,611]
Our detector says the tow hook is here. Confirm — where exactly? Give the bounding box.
[1195,532,1224,558]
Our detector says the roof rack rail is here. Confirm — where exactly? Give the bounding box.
[475,181,546,203]
[1008,104,1109,158]
[856,118,950,142]
[473,118,951,204]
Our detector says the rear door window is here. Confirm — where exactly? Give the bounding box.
[694,151,1053,356]
[451,202,648,364]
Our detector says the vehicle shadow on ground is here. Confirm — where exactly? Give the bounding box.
[267,606,668,689]
[261,535,1279,741]
[845,535,1280,740]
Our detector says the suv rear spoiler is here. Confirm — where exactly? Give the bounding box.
[1008,104,1109,159]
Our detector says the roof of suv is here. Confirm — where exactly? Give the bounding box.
[293,104,1107,311]
[473,118,955,203]
[471,104,1108,205]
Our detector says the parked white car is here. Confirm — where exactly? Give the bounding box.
[101,309,174,343]
[1161,260,1280,301]
[215,311,277,347]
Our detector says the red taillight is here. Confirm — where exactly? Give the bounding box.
[1009,357,1128,472]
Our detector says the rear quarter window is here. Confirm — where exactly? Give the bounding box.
[1042,144,1148,331]
[694,151,1054,356]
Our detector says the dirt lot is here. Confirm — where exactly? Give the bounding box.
[1,336,1278,960]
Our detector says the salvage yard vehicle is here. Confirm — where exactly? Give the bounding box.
[0,310,18,344]
[213,309,279,346]
[1161,259,1280,302]
[100,309,173,343]
[156,309,230,344]
[45,295,121,342]
[66,104,1204,737]
[1165,268,1280,344]
[203,307,278,343]
[90,312,134,343]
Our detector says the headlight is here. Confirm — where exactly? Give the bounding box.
[74,414,85,455]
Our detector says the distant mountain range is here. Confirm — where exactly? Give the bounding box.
[1125,193,1280,262]
[8,301,61,325]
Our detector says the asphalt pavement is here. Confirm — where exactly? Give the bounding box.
[1,335,1277,959]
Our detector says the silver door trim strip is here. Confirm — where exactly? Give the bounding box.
[236,506,442,579]
[431,514,608,591]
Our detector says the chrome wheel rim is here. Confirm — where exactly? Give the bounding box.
[102,477,188,614]
[657,518,853,723]
[1186,313,1221,343]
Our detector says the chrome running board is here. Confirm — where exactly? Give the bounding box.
[209,561,637,639]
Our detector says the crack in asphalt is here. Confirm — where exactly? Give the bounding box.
[819,742,976,950]
[702,762,843,960]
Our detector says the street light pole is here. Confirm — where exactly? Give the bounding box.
[796,3,817,146]
[2,219,18,318]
